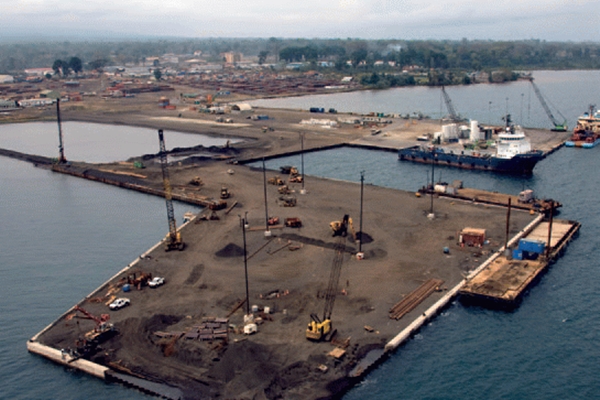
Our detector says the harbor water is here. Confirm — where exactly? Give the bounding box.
[1,70,599,399]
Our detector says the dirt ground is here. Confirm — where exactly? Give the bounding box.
[36,155,537,399]
[11,83,562,399]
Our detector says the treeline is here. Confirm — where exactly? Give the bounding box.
[0,38,598,73]
[276,39,600,70]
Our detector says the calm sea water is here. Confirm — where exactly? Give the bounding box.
[1,71,599,399]
[0,122,237,163]
[250,70,600,130]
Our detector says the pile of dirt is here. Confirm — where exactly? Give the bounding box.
[208,340,282,395]
[215,243,244,257]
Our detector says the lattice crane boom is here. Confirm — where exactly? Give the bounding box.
[158,129,184,251]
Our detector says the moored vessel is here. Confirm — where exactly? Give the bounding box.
[565,105,600,148]
[398,116,544,174]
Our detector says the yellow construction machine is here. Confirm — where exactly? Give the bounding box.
[306,227,346,341]
[329,214,356,239]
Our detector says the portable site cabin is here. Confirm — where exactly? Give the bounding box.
[459,228,486,247]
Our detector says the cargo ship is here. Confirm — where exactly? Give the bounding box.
[565,105,600,148]
[398,119,544,174]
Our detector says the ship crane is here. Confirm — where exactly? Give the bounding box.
[527,78,568,132]
[158,129,185,251]
[441,86,463,123]
[306,226,346,341]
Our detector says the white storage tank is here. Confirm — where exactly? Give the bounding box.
[442,124,458,141]
[470,120,483,141]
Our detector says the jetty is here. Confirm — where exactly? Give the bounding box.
[4,101,576,399]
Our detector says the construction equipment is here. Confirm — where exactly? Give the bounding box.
[284,217,302,228]
[72,306,116,356]
[330,214,356,239]
[278,195,296,207]
[268,176,284,185]
[441,86,463,123]
[527,77,568,131]
[306,236,346,341]
[158,129,185,251]
[220,186,230,199]
[278,185,291,195]
[189,176,204,186]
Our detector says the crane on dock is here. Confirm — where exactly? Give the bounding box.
[306,225,346,341]
[55,99,67,163]
[158,129,185,251]
[441,86,463,123]
[527,77,568,132]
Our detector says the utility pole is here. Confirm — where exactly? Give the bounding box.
[240,212,250,315]
[300,132,306,195]
[429,150,435,217]
[359,171,365,252]
[56,99,66,163]
[262,158,271,236]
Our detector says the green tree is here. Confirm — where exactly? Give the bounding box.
[258,50,269,65]
[69,57,83,74]
[52,59,64,75]
[153,68,162,81]
[88,58,108,71]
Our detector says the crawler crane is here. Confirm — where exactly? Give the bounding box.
[306,218,347,341]
[158,129,185,251]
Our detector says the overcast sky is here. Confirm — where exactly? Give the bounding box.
[2,0,598,42]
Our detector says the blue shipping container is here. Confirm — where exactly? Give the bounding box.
[513,249,523,260]
[518,238,545,254]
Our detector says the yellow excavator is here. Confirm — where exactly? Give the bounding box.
[306,221,346,341]
[329,214,356,240]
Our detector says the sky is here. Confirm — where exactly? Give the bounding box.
[1,0,598,42]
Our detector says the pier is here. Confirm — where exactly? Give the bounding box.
[9,104,576,399]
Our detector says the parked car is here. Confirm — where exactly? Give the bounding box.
[109,298,130,310]
[149,277,165,288]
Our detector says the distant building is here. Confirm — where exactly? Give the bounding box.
[19,98,54,107]
[223,52,242,64]
[0,75,14,83]
[24,68,53,76]
[285,62,304,70]
[0,99,19,109]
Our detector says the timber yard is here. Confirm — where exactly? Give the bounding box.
[1,78,581,399]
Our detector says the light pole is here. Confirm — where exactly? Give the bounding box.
[262,158,270,236]
[239,213,250,315]
[300,132,306,194]
[359,171,365,252]
[429,150,436,217]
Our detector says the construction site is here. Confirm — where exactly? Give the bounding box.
[7,90,577,399]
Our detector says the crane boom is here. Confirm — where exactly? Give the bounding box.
[158,129,184,251]
[441,86,461,123]
[323,237,345,321]
[528,78,567,131]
